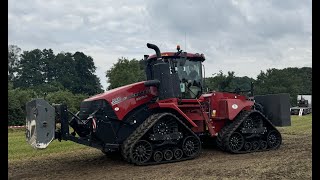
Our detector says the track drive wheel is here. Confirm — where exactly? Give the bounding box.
[227,132,244,153]
[182,136,201,157]
[130,140,153,164]
[267,130,282,149]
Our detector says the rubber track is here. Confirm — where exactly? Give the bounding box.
[121,112,201,165]
[216,112,244,151]
[217,110,282,154]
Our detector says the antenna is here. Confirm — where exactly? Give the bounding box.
[185,32,187,51]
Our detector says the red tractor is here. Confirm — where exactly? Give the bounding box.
[26,43,284,165]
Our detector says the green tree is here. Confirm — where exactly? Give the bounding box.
[8,45,21,81]
[13,49,45,88]
[106,58,146,90]
[42,48,56,82]
[12,48,103,95]
[45,90,88,113]
[230,76,255,92]
[206,71,253,91]
[296,67,312,95]
[54,52,77,92]
[8,87,89,125]
[30,81,65,95]
[205,71,255,96]
[8,91,24,125]
[255,67,312,106]
[8,87,38,126]
[72,52,103,95]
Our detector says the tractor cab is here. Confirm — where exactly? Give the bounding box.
[145,44,205,99]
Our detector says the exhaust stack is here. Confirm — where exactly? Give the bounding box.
[147,43,161,59]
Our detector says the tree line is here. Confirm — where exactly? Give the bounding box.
[8,45,103,95]
[204,67,312,106]
[8,45,102,125]
[8,45,312,125]
[106,58,312,107]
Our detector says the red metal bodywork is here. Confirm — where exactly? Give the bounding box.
[85,51,253,137]
[202,92,254,135]
[85,80,253,137]
[84,50,204,120]
[204,92,253,120]
[147,92,253,136]
[84,82,157,120]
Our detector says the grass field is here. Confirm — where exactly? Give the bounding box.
[278,114,312,135]
[8,114,311,162]
[8,114,312,179]
[8,128,90,162]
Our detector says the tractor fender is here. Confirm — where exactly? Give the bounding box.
[148,103,198,127]
[219,99,254,120]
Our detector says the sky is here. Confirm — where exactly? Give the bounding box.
[8,0,312,91]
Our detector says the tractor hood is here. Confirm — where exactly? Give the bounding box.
[82,81,157,120]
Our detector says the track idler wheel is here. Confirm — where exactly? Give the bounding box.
[252,141,260,151]
[259,140,268,150]
[267,130,282,149]
[182,136,201,157]
[173,148,183,160]
[130,140,153,164]
[163,149,173,161]
[244,141,252,152]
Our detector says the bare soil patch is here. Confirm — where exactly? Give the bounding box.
[9,132,311,180]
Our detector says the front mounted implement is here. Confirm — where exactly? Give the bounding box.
[25,98,117,151]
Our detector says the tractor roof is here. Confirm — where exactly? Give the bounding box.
[147,52,205,62]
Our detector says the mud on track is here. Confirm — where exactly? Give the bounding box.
[9,131,311,180]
